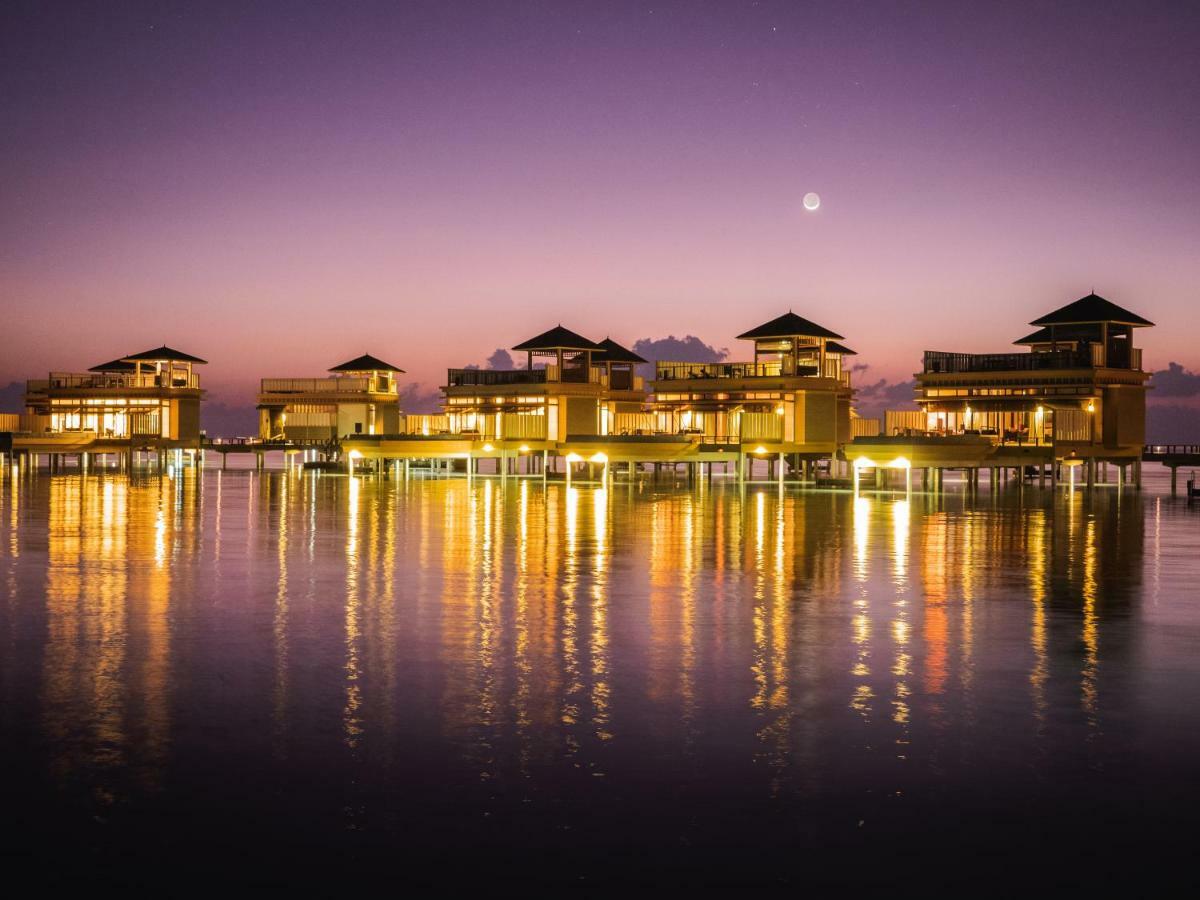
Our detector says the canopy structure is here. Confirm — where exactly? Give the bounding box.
[122,345,208,364]
[825,341,857,356]
[511,325,600,352]
[329,353,405,373]
[1030,293,1154,328]
[88,357,136,372]
[737,311,844,341]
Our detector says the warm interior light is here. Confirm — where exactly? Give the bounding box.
[483,443,494,452]
[348,449,363,460]
[518,444,530,453]
[1086,401,1095,413]
[774,405,784,416]
[754,446,767,455]
[589,452,608,464]
[565,452,583,463]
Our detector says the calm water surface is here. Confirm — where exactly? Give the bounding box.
[2,466,1198,886]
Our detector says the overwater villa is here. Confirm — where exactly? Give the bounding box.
[11,346,206,470]
[640,311,854,470]
[257,353,404,444]
[847,292,1154,488]
[344,326,646,474]
[342,313,858,479]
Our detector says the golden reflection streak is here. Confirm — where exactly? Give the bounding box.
[750,491,768,711]
[590,485,611,741]
[1027,510,1048,730]
[343,476,363,748]
[920,509,949,709]
[273,472,290,756]
[849,496,872,720]
[476,478,501,748]
[561,485,581,750]
[890,500,911,733]
[677,494,698,744]
[1081,517,1099,723]
[514,479,533,769]
[759,490,792,796]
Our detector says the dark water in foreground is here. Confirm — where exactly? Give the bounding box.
[1,466,1198,887]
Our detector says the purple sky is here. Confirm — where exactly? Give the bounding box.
[3,0,1198,410]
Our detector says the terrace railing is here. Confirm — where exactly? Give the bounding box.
[922,350,1092,375]
[447,368,549,387]
[261,377,376,394]
[47,372,200,390]
[656,361,777,381]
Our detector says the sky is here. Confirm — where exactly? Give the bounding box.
[2,0,1198,429]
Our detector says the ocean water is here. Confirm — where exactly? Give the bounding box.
[1,464,1198,887]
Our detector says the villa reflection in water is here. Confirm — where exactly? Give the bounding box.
[0,466,1154,816]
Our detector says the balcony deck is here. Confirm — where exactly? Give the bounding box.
[40,372,201,391]
[923,345,1142,375]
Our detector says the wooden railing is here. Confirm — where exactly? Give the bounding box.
[923,350,1091,374]
[261,377,378,394]
[47,371,200,390]
[447,368,547,387]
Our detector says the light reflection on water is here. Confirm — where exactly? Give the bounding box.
[1,467,1199,883]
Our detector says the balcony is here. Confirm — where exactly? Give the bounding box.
[924,344,1144,375]
[260,377,379,394]
[923,350,1092,375]
[448,368,548,387]
[655,361,819,381]
[46,372,200,390]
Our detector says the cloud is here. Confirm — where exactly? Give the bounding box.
[854,378,918,419]
[401,382,443,414]
[1150,362,1200,398]
[0,381,23,413]
[845,363,917,418]
[486,348,515,370]
[632,335,728,364]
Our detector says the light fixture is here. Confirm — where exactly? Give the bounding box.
[483,443,494,452]
[518,444,530,453]
[1086,401,1095,413]
[589,452,608,464]
[754,446,767,455]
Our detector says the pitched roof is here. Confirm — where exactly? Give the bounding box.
[1030,293,1154,327]
[88,357,136,372]
[122,346,208,364]
[825,341,857,356]
[511,325,600,352]
[329,353,405,373]
[736,311,844,341]
[1013,324,1102,345]
[593,337,647,364]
